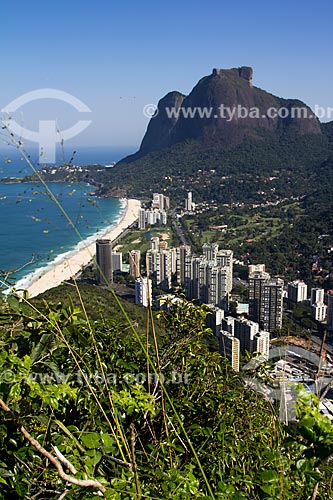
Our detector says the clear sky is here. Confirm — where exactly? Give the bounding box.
[1,0,333,151]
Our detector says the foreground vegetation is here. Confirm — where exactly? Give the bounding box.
[0,287,333,499]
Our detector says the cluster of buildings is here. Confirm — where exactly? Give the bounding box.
[126,236,192,309]
[184,243,233,311]
[287,279,333,329]
[217,315,270,372]
[138,193,169,230]
[200,261,277,371]
[144,244,276,371]
[146,238,191,291]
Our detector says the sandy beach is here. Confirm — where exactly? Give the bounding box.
[23,198,141,298]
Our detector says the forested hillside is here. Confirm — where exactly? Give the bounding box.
[0,289,333,499]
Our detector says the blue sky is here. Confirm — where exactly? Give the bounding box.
[1,0,332,152]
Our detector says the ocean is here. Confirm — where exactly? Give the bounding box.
[0,145,136,291]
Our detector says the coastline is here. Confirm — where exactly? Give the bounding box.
[21,198,140,298]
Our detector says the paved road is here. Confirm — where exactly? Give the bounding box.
[172,217,189,246]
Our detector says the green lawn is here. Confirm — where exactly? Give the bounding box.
[115,226,175,263]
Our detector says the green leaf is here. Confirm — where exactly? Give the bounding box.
[81,432,101,449]
[6,295,21,313]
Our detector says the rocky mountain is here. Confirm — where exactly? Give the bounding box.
[20,66,328,202]
[124,66,323,163]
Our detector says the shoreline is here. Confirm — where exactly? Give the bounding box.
[21,198,140,298]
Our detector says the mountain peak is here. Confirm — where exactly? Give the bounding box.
[212,66,253,86]
[127,66,322,161]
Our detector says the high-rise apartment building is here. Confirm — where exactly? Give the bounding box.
[221,316,235,335]
[311,302,327,322]
[288,280,308,303]
[138,205,167,230]
[185,192,193,211]
[138,208,146,230]
[203,242,219,261]
[147,249,172,291]
[249,271,283,332]
[311,288,325,305]
[206,305,224,335]
[220,316,270,359]
[254,331,270,359]
[219,331,240,372]
[234,317,259,353]
[160,211,167,225]
[233,317,270,358]
[150,237,160,251]
[135,277,152,307]
[176,245,191,285]
[249,271,271,323]
[96,239,113,285]
[261,278,284,332]
[146,210,157,225]
[152,193,170,211]
[184,245,233,310]
[184,256,201,300]
[112,252,122,272]
[248,264,266,274]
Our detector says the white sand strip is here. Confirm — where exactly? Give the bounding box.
[23,198,140,298]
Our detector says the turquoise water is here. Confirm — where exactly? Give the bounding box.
[0,146,134,290]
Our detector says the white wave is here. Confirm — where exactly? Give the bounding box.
[8,198,127,293]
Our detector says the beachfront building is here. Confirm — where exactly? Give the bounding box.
[152,193,170,211]
[96,239,113,285]
[138,208,167,228]
[135,277,152,307]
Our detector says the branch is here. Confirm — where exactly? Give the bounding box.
[52,445,77,474]
[58,490,70,500]
[31,490,62,500]
[311,467,320,500]
[102,454,132,470]
[130,423,141,500]
[0,398,106,494]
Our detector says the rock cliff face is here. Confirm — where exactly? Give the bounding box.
[135,67,322,157]
[139,91,185,153]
